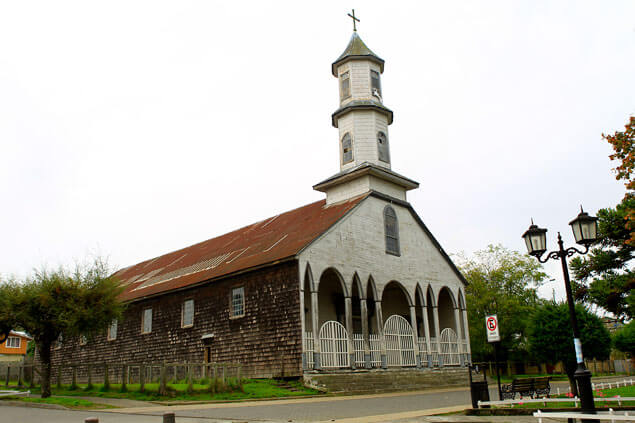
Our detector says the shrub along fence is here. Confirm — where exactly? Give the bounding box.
[1,361,243,394]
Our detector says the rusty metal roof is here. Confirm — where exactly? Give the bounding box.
[116,194,368,302]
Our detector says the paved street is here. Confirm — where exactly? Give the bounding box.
[0,377,627,423]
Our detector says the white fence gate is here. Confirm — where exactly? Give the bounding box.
[383,315,416,367]
[440,328,460,365]
[319,321,350,368]
[303,331,314,369]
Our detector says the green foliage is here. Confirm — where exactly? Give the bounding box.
[0,258,125,397]
[570,196,634,320]
[613,320,635,355]
[0,281,19,343]
[457,244,547,361]
[528,302,611,378]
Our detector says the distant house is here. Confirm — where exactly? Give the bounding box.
[0,331,32,363]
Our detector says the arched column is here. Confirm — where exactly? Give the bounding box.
[345,296,355,369]
[420,302,432,367]
[453,306,464,366]
[300,285,306,370]
[375,300,387,369]
[461,306,471,363]
[409,305,422,368]
[433,305,442,366]
[360,298,371,369]
[311,290,320,369]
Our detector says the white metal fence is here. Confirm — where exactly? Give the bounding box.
[384,315,417,367]
[439,328,461,366]
[304,319,463,370]
[319,321,349,369]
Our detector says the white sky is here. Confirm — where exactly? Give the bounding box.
[1,1,633,302]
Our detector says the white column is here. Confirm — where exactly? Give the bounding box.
[432,306,442,366]
[453,306,464,366]
[311,290,321,369]
[300,286,307,370]
[409,305,422,368]
[375,300,387,369]
[421,304,432,367]
[461,306,472,363]
[345,296,355,368]
[360,298,371,369]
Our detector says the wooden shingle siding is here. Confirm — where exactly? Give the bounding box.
[44,261,302,378]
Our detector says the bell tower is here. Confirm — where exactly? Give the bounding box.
[314,13,419,205]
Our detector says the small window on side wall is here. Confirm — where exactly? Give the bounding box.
[6,336,20,348]
[182,299,194,328]
[107,319,118,341]
[377,131,390,163]
[342,133,353,164]
[340,71,351,99]
[230,287,245,318]
[142,308,153,334]
[384,205,400,256]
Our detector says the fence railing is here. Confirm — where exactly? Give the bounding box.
[1,361,242,393]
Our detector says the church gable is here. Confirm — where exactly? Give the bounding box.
[299,193,466,302]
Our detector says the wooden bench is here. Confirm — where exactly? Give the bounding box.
[501,377,551,399]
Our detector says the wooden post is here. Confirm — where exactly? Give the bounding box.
[87,364,93,389]
[159,361,167,396]
[121,365,127,392]
[57,365,62,388]
[237,365,242,389]
[139,364,145,393]
[70,365,77,390]
[163,412,175,423]
[186,363,193,394]
[17,366,23,388]
[29,366,36,389]
[221,365,226,383]
[4,366,9,387]
[507,361,512,377]
[103,363,110,390]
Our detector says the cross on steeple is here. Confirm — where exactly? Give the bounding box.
[347,9,360,32]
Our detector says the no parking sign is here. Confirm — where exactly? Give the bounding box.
[485,314,500,343]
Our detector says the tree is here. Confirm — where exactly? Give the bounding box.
[570,196,634,320]
[0,282,18,343]
[1,259,125,398]
[528,302,611,396]
[613,320,635,357]
[604,116,635,245]
[457,245,548,362]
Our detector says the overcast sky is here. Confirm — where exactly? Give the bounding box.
[1,1,633,302]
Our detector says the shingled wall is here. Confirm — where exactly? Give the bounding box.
[47,260,302,379]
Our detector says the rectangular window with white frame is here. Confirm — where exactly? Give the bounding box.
[6,336,20,348]
[142,308,153,334]
[230,287,245,318]
[107,319,118,341]
[182,299,194,328]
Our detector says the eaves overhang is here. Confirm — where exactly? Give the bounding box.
[331,101,393,127]
[313,162,419,192]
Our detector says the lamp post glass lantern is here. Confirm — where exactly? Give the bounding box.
[521,207,599,420]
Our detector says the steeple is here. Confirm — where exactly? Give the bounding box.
[314,28,419,205]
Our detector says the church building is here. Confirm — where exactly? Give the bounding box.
[50,28,471,381]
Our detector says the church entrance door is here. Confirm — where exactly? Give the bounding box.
[319,321,350,368]
[383,315,416,367]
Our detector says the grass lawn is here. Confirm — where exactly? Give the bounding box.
[6,378,319,402]
[0,396,115,410]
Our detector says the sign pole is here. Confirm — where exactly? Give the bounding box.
[493,341,502,400]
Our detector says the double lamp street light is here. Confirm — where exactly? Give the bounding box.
[522,207,599,418]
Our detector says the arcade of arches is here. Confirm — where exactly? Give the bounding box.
[302,267,470,370]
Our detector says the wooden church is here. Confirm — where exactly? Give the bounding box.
[50,25,471,382]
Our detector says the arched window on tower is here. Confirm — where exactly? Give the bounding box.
[384,205,400,256]
[340,71,351,100]
[377,131,390,163]
[371,70,381,98]
[342,133,353,164]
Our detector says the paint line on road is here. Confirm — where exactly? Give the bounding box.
[314,404,471,423]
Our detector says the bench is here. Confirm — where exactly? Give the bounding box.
[501,377,551,400]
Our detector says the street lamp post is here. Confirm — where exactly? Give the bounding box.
[522,208,599,420]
